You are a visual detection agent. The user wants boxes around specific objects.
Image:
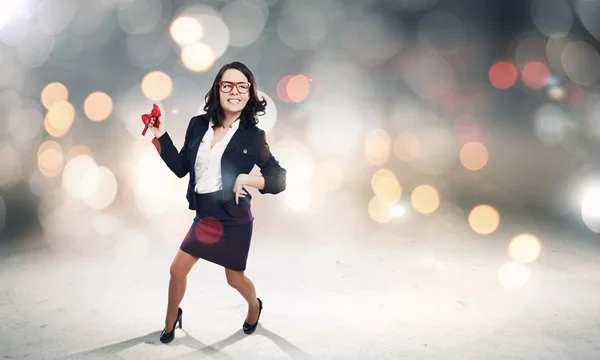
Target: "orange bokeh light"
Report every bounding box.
[460,141,489,171]
[287,74,310,103]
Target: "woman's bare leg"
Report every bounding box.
[225,269,260,324]
[165,249,198,331]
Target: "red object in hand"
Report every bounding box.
[141,104,161,136]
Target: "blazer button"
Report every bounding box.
[243,149,247,154]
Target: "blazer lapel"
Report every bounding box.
[223,127,246,155]
[190,116,248,158]
[188,117,209,168]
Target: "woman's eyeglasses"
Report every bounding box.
[218,81,251,94]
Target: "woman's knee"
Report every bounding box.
[170,263,188,278]
[226,270,244,288]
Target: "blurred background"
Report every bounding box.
[1,0,600,282]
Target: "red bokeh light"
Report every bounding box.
[521,61,550,89]
[276,75,293,103]
[489,61,518,89]
[563,82,585,108]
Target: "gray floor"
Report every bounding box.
[1,216,599,360]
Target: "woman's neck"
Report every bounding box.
[221,111,241,128]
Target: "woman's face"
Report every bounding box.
[219,68,251,116]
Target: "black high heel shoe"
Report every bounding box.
[243,298,262,334]
[160,307,183,344]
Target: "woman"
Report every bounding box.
[147,61,287,344]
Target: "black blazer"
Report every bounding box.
[151,114,287,218]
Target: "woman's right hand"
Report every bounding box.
[148,116,166,139]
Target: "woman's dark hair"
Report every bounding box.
[203,61,266,129]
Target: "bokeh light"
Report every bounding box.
[0,144,22,189]
[315,161,344,192]
[401,50,455,99]
[270,138,314,190]
[287,74,310,103]
[365,129,391,165]
[342,13,402,66]
[44,100,75,138]
[489,60,518,89]
[256,91,277,134]
[306,97,363,156]
[412,126,458,176]
[533,103,567,145]
[141,71,173,101]
[67,144,93,161]
[92,214,121,236]
[468,204,501,235]
[62,155,100,200]
[17,26,55,68]
[170,16,203,45]
[508,233,542,263]
[37,140,64,178]
[284,191,312,211]
[521,61,550,89]
[368,196,393,223]
[460,142,489,171]
[8,107,43,143]
[0,89,22,120]
[131,149,182,217]
[546,34,570,75]
[530,0,573,36]
[117,0,164,35]
[277,75,293,103]
[174,5,230,61]
[29,170,53,197]
[390,205,406,218]
[393,132,420,161]
[547,86,566,101]
[82,166,118,210]
[221,0,267,47]
[498,261,531,289]
[37,0,78,36]
[581,185,600,233]
[574,1,600,42]
[563,82,584,108]
[0,196,5,233]
[418,12,465,55]
[411,184,440,214]
[371,169,401,204]
[84,91,113,121]
[41,82,68,110]
[127,27,171,69]
[276,1,327,50]
[561,41,600,86]
[181,43,215,72]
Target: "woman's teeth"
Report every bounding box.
[228,99,240,104]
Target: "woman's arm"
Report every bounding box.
[151,117,195,178]
[253,129,286,194]
[241,174,266,190]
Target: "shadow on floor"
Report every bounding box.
[63,324,314,360]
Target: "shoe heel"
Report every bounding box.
[178,316,182,329]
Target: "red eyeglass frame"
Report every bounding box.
[218,81,251,93]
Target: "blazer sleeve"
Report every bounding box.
[256,129,287,194]
[151,117,195,178]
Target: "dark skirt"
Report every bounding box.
[180,190,254,271]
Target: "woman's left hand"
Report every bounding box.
[233,174,249,205]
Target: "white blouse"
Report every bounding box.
[194,118,240,194]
